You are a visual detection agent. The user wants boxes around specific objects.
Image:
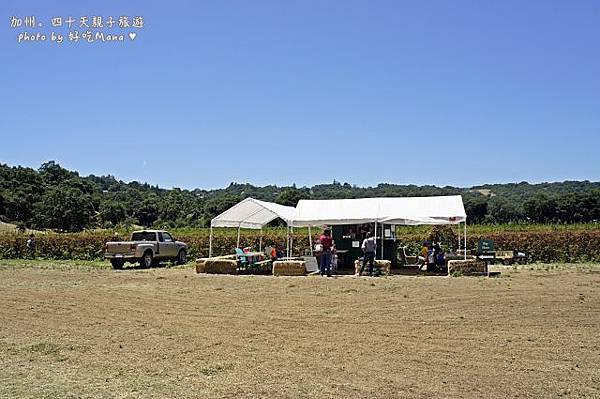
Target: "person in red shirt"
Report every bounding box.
[319,227,333,277]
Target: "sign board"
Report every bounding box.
[303,256,319,273]
[478,239,494,254]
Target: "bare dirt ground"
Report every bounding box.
[0,262,599,398]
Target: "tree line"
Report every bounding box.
[0,162,599,232]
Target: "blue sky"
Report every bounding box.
[1,0,599,189]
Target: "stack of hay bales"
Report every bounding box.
[354,259,391,275]
[447,259,487,275]
[272,260,306,276]
[196,254,237,274]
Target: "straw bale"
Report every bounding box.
[273,260,306,276]
[196,259,206,273]
[202,259,239,275]
[447,259,487,275]
[354,259,391,275]
[196,255,237,273]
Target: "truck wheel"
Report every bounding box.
[176,249,187,265]
[140,251,153,268]
[111,259,125,269]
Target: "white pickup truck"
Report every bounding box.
[104,230,188,269]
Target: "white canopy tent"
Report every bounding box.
[209,198,295,257]
[291,196,466,226]
[290,195,468,260]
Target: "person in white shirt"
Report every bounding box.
[359,232,376,276]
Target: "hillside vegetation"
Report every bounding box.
[1,162,599,232]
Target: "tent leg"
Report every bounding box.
[209,225,213,258]
[464,221,467,260]
[380,223,384,260]
[290,226,294,257]
[308,226,313,256]
[259,228,263,253]
[237,225,241,249]
[374,220,378,260]
[286,226,290,258]
[458,223,461,252]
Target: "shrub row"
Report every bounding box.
[1,229,599,263]
[0,231,311,261]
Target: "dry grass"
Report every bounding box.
[0,261,599,398]
[0,221,42,234]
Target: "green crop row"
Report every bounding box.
[1,227,599,263]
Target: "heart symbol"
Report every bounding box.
[129,32,137,40]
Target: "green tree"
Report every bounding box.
[4,191,34,223]
[134,199,159,227]
[275,188,311,206]
[487,197,523,223]
[39,161,76,184]
[463,195,488,224]
[99,202,127,226]
[203,195,241,224]
[524,194,557,223]
[33,187,94,232]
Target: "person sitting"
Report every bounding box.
[434,242,446,271]
[276,243,285,259]
[419,241,430,269]
[429,242,445,272]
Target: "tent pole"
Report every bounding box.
[374,220,378,260]
[308,225,313,256]
[380,223,384,260]
[290,226,294,257]
[286,226,290,258]
[464,221,467,260]
[458,223,461,252]
[237,224,241,249]
[209,225,213,258]
[259,228,263,252]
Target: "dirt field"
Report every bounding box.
[1,262,599,398]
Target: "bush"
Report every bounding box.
[1,227,599,263]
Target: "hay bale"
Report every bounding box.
[447,259,487,275]
[202,259,238,275]
[195,255,237,273]
[196,258,206,273]
[376,260,391,275]
[273,260,306,276]
[354,259,391,275]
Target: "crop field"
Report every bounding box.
[1,261,599,398]
[1,223,600,263]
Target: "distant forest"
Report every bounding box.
[1,162,599,232]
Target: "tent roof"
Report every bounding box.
[291,195,466,227]
[211,198,295,229]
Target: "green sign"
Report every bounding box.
[478,239,494,254]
